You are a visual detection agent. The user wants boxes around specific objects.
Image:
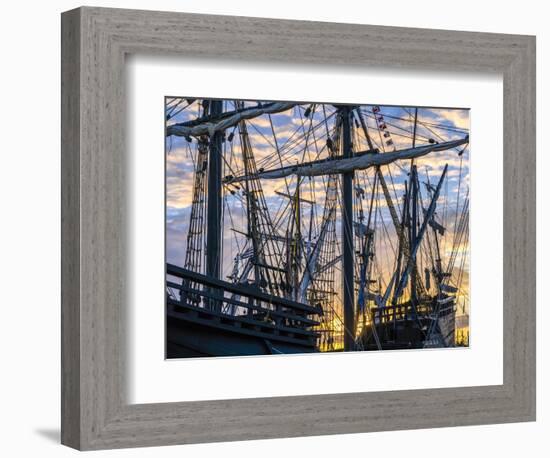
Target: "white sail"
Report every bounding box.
[167,102,297,138]
[229,136,468,182]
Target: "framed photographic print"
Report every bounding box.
[61,6,536,450]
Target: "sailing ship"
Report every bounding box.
[165,98,470,358]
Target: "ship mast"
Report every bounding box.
[393,164,448,300]
[410,165,419,309]
[205,100,224,311]
[206,100,223,282]
[340,106,355,351]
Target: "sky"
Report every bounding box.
[165,99,470,327]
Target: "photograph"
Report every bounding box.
[165,98,470,358]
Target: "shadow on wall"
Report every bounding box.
[35,428,60,444]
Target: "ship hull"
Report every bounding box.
[166,265,321,358]
[428,303,456,348]
[166,305,318,358]
[359,297,456,350]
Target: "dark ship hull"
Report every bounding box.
[359,296,456,350]
[167,308,318,358]
[166,264,320,358]
[167,295,456,357]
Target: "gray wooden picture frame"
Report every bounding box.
[61,6,536,451]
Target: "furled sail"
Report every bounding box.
[166,102,297,138]
[228,136,468,182]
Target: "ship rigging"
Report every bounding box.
[165,98,470,357]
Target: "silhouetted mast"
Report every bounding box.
[340,106,355,352]
[206,100,223,282]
